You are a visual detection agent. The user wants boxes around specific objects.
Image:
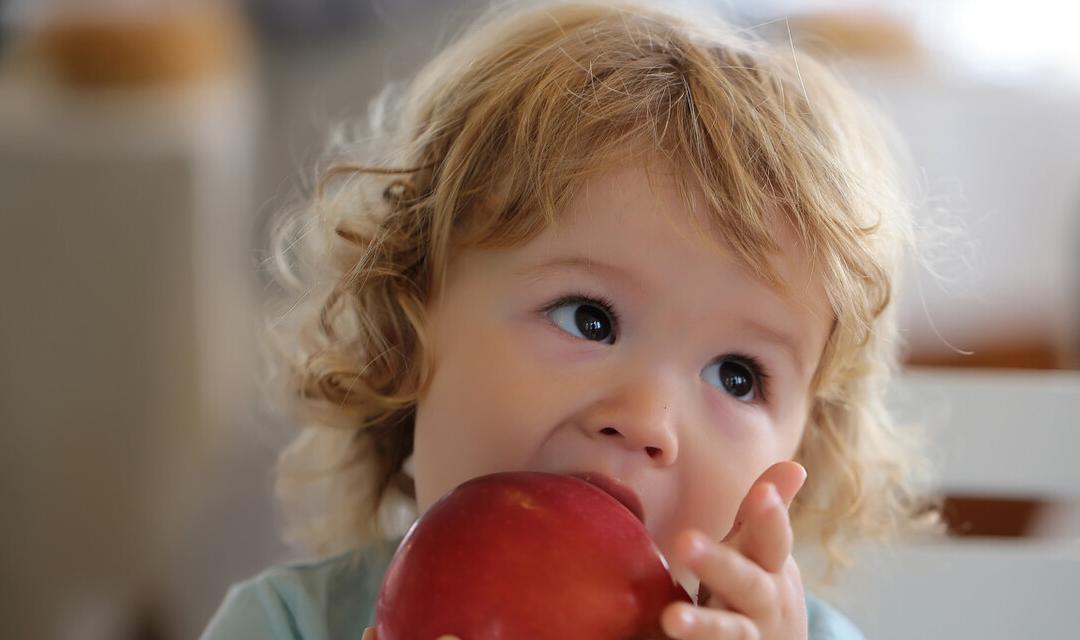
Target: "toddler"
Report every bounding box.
[204,1,943,638]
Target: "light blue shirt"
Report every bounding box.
[202,537,865,639]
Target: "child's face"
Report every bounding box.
[412,160,831,591]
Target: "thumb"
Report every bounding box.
[362,627,377,640]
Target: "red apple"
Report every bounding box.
[376,471,690,640]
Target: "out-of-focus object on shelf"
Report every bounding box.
[4,1,251,90]
[787,8,923,63]
[0,3,259,638]
[800,368,1080,638]
[735,4,926,65]
[35,4,249,89]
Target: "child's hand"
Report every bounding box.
[660,461,809,640]
[361,626,460,640]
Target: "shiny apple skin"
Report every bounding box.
[376,471,690,640]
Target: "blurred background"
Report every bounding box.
[0,0,1077,638]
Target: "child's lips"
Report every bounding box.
[568,472,646,524]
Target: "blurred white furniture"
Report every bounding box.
[853,66,1080,367]
[813,369,1080,639]
[0,68,259,639]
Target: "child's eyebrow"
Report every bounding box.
[515,255,643,289]
[736,318,807,376]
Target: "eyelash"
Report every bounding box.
[538,292,772,404]
[539,292,622,339]
[722,353,771,404]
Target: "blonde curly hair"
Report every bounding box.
[260,0,945,588]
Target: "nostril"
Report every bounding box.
[600,427,619,436]
[645,446,662,458]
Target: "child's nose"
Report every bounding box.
[583,375,680,466]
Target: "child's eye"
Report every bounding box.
[701,355,770,403]
[543,294,619,345]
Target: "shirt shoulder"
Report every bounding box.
[806,593,866,640]
[200,540,399,640]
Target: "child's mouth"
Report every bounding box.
[568,472,646,524]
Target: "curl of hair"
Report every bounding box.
[259,0,946,585]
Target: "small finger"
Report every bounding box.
[721,462,804,545]
[662,601,760,640]
[677,529,776,620]
[770,461,808,509]
[361,628,376,640]
[735,482,794,573]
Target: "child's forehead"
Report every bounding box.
[517,161,826,313]
[556,160,803,260]
[457,147,831,323]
